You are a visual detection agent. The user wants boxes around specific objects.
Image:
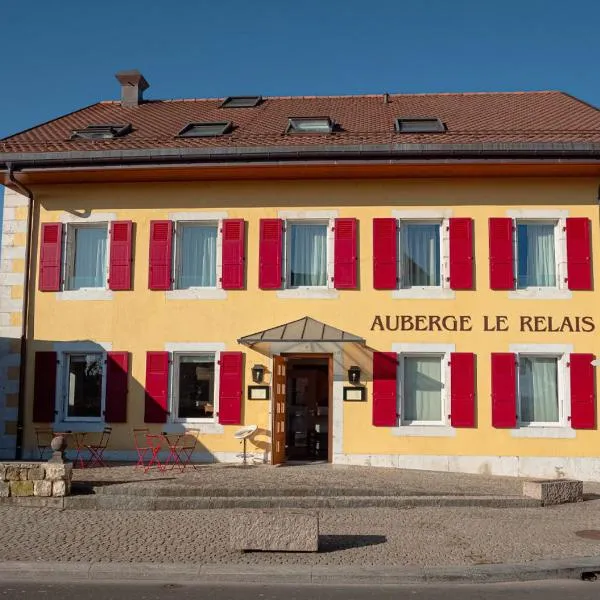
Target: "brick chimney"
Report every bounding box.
[115,70,149,107]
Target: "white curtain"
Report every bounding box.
[178,225,217,288]
[403,356,442,422]
[517,224,556,287]
[71,227,107,289]
[290,224,327,286]
[401,223,440,286]
[519,356,559,423]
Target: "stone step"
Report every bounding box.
[62,494,540,510]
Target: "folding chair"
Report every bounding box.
[85,427,112,468]
[144,434,165,473]
[34,428,54,460]
[176,431,198,472]
[132,428,152,470]
[64,431,88,468]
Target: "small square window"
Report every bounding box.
[71,124,132,140]
[395,118,445,133]
[518,355,560,424]
[66,224,108,290]
[286,117,333,134]
[65,353,104,419]
[175,223,218,289]
[177,122,233,137]
[174,354,216,420]
[516,221,557,288]
[288,222,329,287]
[399,222,441,288]
[402,355,443,423]
[220,96,262,108]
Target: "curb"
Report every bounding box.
[0,558,599,585]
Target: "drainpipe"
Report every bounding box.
[6,164,34,460]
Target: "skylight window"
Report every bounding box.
[286,117,333,134]
[177,122,233,137]
[71,124,132,140]
[220,96,263,108]
[395,118,446,133]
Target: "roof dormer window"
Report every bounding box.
[220,96,263,108]
[286,117,333,134]
[177,122,233,138]
[395,118,446,133]
[70,123,132,140]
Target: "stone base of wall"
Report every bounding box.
[0,462,72,498]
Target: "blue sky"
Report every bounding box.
[1,0,600,215]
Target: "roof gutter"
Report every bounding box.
[2,141,600,170]
[6,164,35,460]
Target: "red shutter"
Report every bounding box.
[109,221,133,291]
[105,352,129,423]
[570,353,595,429]
[144,351,169,423]
[372,352,398,426]
[334,218,358,289]
[221,219,245,290]
[218,351,243,425]
[259,219,283,289]
[566,218,592,290]
[489,218,514,290]
[33,352,57,422]
[491,353,517,428]
[449,218,474,290]
[148,220,173,290]
[38,223,63,291]
[373,218,397,290]
[450,352,475,427]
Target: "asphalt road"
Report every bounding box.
[0,581,599,599]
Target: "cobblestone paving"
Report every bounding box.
[3,500,600,567]
[72,463,528,496]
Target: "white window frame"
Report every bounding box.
[391,210,454,300]
[171,351,218,424]
[277,209,338,299]
[166,212,227,300]
[506,209,570,300]
[63,222,110,292]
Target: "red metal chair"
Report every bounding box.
[85,427,112,468]
[161,433,185,471]
[132,428,151,470]
[62,431,88,468]
[34,428,54,460]
[178,431,198,471]
[144,433,165,473]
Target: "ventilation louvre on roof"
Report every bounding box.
[395,118,445,133]
[178,122,233,137]
[71,123,132,140]
[287,117,333,134]
[220,96,263,108]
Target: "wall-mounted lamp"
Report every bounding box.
[348,365,361,385]
[251,364,265,384]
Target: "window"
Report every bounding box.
[172,353,216,421]
[65,224,108,290]
[64,353,104,420]
[220,96,262,108]
[399,221,442,288]
[518,355,561,425]
[287,221,329,288]
[395,118,445,133]
[516,221,557,288]
[177,122,233,137]
[286,117,333,134]
[401,354,445,424]
[175,222,218,289]
[71,124,132,140]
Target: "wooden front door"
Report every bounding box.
[272,355,287,465]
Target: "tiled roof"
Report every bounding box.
[2,91,600,154]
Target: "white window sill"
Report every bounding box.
[277,288,339,300]
[508,288,572,300]
[57,289,113,301]
[166,288,227,300]
[53,422,105,433]
[163,422,224,435]
[392,425,456,437]
[511,426,575,439]
[392,288,455,300]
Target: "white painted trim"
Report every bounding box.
[162,422,224,435]
[166,289,227,300]
[53,422,105,433]
[511,427,576,439]
[57,289,114,301]
[278,210,338,219]
[509,343,573,354]
[508,289,572,300]
[59,212,117,223]
[392,209,453,219]
[168,211,228,221]
[392,288,455,299]
[277,288,339,299]
[392,343,456,354]
[165,342,226,352]
[392,426,456,437]
[506,209,568,219]
[53,341,113,352]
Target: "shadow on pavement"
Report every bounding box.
[318,534,387,552]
